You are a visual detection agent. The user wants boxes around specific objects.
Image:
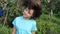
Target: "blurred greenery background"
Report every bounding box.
[0,0,60,34]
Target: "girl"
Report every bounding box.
[12,0,42,34]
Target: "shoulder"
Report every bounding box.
[14,16,23,20]
[31,19,36,25]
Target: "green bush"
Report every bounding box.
[0,24,12,34]
[36,14,60,34]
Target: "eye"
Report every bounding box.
[25,8,30,13]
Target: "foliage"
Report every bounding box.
[0,24,12,34]
[0,0,60,34]
[36,14,60,34]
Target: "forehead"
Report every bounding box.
[25,6,33,9]
[26,7,34,11]
[25,7,34,10]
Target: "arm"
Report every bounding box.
[12,26,16,34]
[31,21,37,34]
[32,31,36,34]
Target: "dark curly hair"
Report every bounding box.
[22,0,42,19]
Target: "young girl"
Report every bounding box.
[12,0,42,34]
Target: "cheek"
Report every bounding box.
[23,10,29,16]
[23,9,34,17]
[23,10,26,14]
[23,10,26,16]
[29,10,34,17]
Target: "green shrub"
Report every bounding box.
[0,24,12,34]
[36,14,60,34]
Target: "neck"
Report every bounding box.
[24,17,30,20]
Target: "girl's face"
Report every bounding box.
[23,8,34,18]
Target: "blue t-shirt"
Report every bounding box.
[12,16,37,34]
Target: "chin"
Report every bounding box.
[23,15,28,18]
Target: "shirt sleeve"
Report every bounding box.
[12,18,17,27]
[31,21,37,31]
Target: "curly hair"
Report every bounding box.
[22,0,42,19]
